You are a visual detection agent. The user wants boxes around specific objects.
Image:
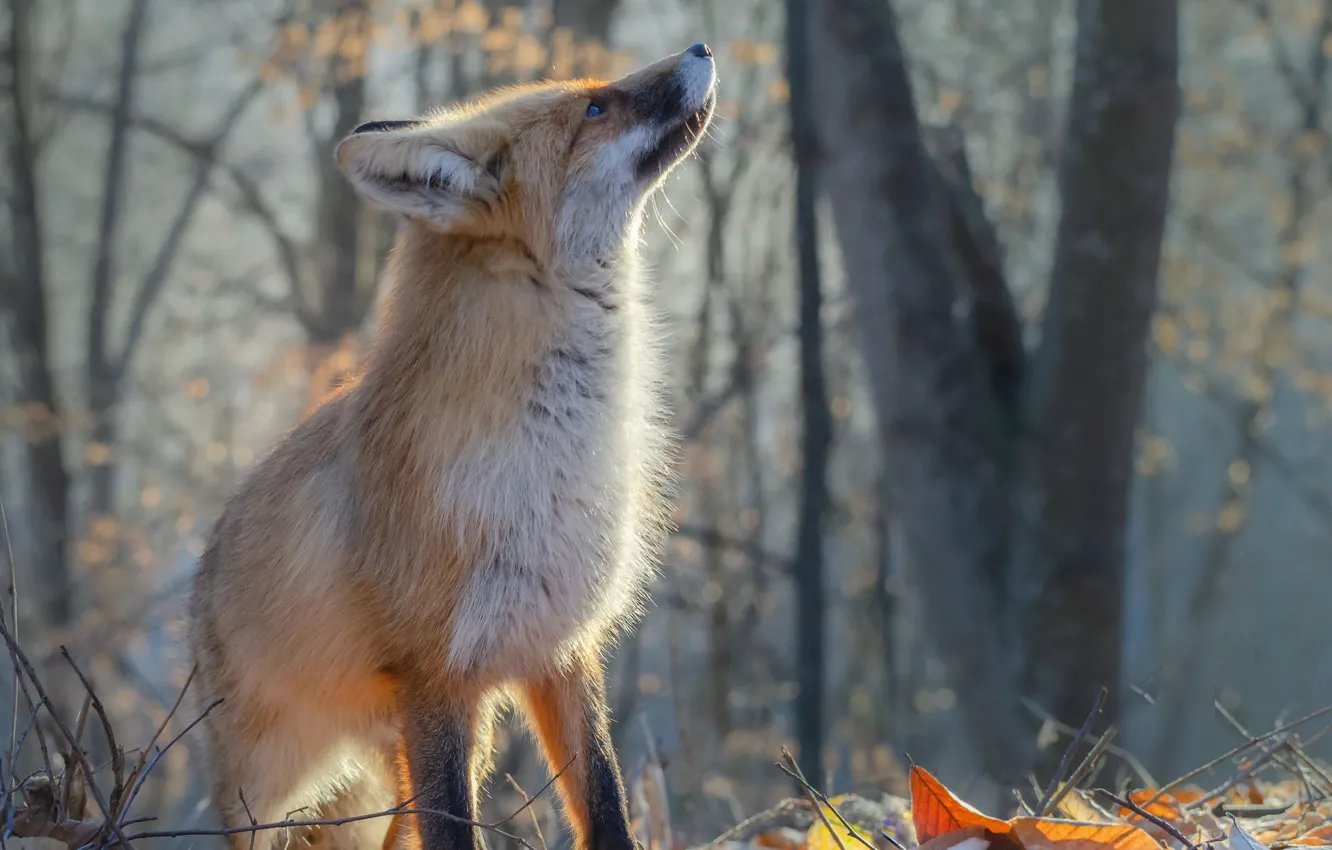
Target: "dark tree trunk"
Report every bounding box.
[810,0,1030,784]
[85,0,149,518]
[810,0,1179,785]
[785,0,832,778]
[551,0,620,44]
[310,0,370,349]
[1012,0,1179,769]
[3,0,73,628]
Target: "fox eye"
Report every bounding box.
[585,102,604,119]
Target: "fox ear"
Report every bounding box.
[335,119,508,227]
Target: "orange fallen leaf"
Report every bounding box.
[1172,788,1206,805]
[1011,818,1165,850]
[1125,791,1184,821]
[1054,789,1106,823]
[1294,825,1332,846]
[754,829,803,850]
[910,766,1013,843]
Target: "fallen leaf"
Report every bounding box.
[1126,791,1185,821]
[754,827,805,850]
[1225,816,1271,850]
[1055,790,1109,823]
[807,813,875,850]
[1011,818,1164,850]
[910,766,1011,843]
[1172,788,1206,805]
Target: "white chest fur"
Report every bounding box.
[440,297,653,677]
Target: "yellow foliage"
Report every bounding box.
[807,800,877,850]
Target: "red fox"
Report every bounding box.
[187,44,716,850]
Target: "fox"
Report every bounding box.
[186,44,717,850]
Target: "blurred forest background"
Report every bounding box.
[3,0,1332,845]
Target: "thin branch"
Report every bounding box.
[778,750,847,850]
[52,89,320,335]
[87,0,150,386]
[1181,735,1287,812]
[121,761,577,850]
[1053,725,1119,815]
[0,614,129,848]
[114,669,202,822]
[1020,697,1157,787]
[504,774,549,850]
[1096,790,1200,850]
[114,75,266,379]
[1213,700,1332,796]
[59,648,125,812]
[1145,701,1332,806]
[1035,687,1106,816]
[778,749,877,850]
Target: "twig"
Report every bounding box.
[115,697,224,823]
[0,614,129,848]
[59,690,92,818]
[1013,788,1034,816]
[124,803,534,848]
[1142,701,1332,808]
[1022,697,1156,787]
[1213,700,1332,797]
[1096,789,1200,850]
[779,751,847,850]
[121,777,569,850]
[505,774,549,850]
[778,749,877,850]
[1035,687,1106,816]
[1048,725,1119,817]
[1182,735,1287,812]
[116,664,194,820]
[60,648,126,811]
[879,828,906,850]
[502,756,572,827]
[239,788,258,850]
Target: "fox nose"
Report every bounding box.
[687,42,713,59]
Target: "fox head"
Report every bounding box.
[336,44,717,273]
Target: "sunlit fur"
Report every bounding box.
[188,48,715,850]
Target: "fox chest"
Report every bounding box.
[439,341,632,675]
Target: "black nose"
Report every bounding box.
[687,42,712,58]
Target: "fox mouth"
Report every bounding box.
[635,90,716,180]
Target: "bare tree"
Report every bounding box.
[784,0,833,780]
[1,0,72,631]
[811,0,1180,784]
[551,0,620,45]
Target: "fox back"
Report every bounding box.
[187,44,717,850]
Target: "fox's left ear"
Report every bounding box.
[335,119,510,227]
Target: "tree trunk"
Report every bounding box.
[310,0,369,349]
[810,0,1179,785]
[3,0,74,630]
[810,0,1030,784]
[785,0,832,779]
[551,0,620,44]
[1011,0,1179,765]
[84,0,149,519]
